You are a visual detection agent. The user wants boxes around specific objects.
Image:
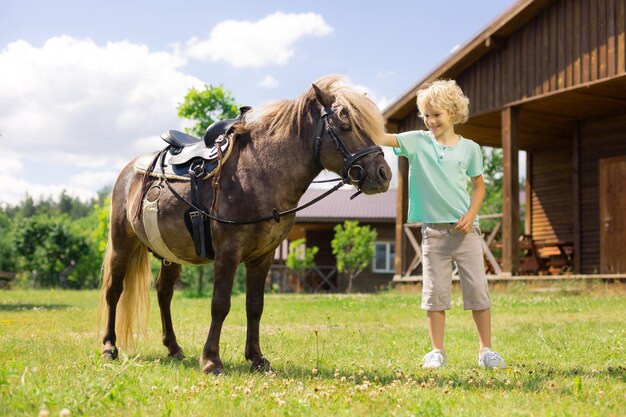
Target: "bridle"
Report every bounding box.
[313,106,384,190]
[157,106,384,225]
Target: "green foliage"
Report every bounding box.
[179,263,246,298]
[0,211,17,273]
[479,147,526,232]
[91,195,111,258]
[331,221,377,292]
[177,84,239,138]
[286,238,319,273]
[11,213,91,288]
[479,147,503,217]
[0,188,111,288]
[180,264,215,298]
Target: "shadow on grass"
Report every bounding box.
[0,303,69,311]
[133,353,626,394]
[140,353,202,370]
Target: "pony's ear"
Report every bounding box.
[312,83,333,109]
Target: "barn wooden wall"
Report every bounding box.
[457,0,626,115]
[579,112,626,273]
[530,143,573,246]
[529,111,626,272]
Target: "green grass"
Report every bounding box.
[0,282,625,417]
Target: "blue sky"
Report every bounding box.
[0,0,515,205]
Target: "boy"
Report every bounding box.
[375,79,505,369]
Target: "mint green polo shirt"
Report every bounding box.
[394,130,483,225]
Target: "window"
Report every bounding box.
[373,242,395,273]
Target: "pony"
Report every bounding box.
[97,75,392,374]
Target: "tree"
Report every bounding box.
[479,147,503,231]
[331,221,377,293]
[177,84,239,138]
[479,147,526,231]
[286,238,319,291]
[176,84,240,296]
[12,214,91,287]
[0,211,17,273]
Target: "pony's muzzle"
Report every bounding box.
[361,156,391,194]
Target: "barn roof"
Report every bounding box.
[295,188,396,223]
[384,0,554,122]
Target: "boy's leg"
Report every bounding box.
[427,310,446,350]
[472,308,491,351]
[453,227,493,350]
[421,224,453,352]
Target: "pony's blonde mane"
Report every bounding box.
[242,75,385,142]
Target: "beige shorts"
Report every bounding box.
[421,223,491,311]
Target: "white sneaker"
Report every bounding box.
[478,348,506,369]
[422,349,446,369]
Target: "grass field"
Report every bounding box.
[1,281,625,417]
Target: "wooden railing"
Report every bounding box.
[0,271,16,289]
[267,264,338,292]
[400,213,577,277]
[401,214,504,278]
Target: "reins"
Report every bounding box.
[156,106,382,225]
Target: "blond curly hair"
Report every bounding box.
[416,79,469,124]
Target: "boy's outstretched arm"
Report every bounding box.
[373,133,399,148]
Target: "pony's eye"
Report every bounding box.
[338,108,351,131]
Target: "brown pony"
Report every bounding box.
[97,75,391,374]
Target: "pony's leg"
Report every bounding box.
[156,262,184,359]
[200,256,239,375]
[101,255,128,360]
[244,253,274,372]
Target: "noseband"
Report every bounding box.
[313,107,384,189]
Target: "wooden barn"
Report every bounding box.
[384,0,626,278]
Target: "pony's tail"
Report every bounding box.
[97,234,152,351]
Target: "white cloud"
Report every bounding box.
[376,97,392,112]
[0,36,204,203]
[349,83,391,112]
[0,150,24,175]
[0,174,98,206]
[69,170,119,189]
[185,12,333,68]
[0,36,201,160]
[258,75,279,89]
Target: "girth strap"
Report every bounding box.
[188,160,209,259]
[143,198,191,265]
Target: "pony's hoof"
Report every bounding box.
[250,358,272,373]
[101,346,118,360]
[168,350,185,361]
[200,358,223,375]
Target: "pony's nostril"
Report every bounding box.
[379,166,388,181]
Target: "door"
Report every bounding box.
[599,155,626,273]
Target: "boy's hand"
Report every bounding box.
[456,214,475,234]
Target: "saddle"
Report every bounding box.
[136,106,251,262]
[134,106,251,180]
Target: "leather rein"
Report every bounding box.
[160,107,383,225]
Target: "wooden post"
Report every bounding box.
[572,123,581,273]
[395,157,408,276]
[501,106,520,275]
[525,152,532,235]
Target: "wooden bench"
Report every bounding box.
[518,236,574,275]
[0,272,16,289]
